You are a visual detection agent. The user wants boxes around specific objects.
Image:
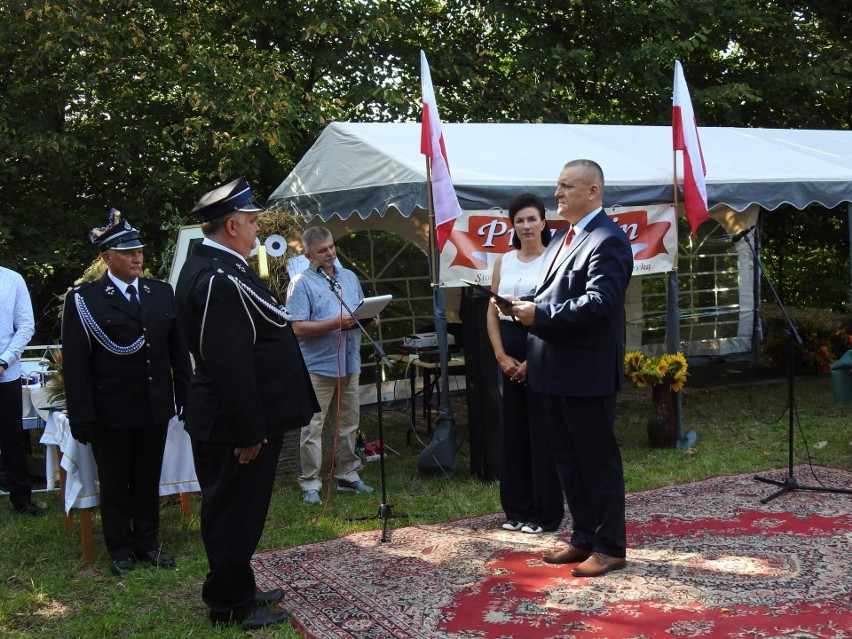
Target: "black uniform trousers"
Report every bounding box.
[497,321,564,531]
[89,423,167,560]
[192,433,284,621]
[541,392,626,558]
[0,379,33,510]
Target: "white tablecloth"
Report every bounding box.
[39,412,199,514]
[21,383,53,429]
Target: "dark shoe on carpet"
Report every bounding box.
[135,549,176,568]
[15,501,46,516]
[211,608,290,630]
[256,588,284,606]
[109,557,135,576]
[571,552,626,577]
[501,520,524,531]
[543,545,592,565]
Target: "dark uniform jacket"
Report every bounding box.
[62,273,191,429]
[175,243,318,446]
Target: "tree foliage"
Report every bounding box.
[1,0,849,339]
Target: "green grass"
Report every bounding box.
[1,374,850,638]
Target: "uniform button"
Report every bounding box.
[149,377,153,381]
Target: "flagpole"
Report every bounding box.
[418,149,456,477]
[425,159,438,287]
[671,105,696,450]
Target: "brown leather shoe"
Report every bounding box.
[571,552,626,577]
[542,545,592,565]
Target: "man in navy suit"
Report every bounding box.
[511,159,633,578]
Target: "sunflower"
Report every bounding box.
[624,351,689,391]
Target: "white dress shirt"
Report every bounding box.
[0,266,35,383]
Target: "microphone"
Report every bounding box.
[313,262,339,288]
[731,225,755,243]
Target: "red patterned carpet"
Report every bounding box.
[253,467,852,639]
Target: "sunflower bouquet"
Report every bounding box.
[624,351,689,392]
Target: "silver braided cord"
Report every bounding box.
[227,275,291,327]
[74,292,145,355]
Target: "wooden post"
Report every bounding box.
[79,510,94,565]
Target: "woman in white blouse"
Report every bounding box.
[486,193,564,534]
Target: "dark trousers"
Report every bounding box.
[497,322,564,530]
[192,434,283,621]
[0,379,33,510]
[90,423,167,560]
[541,392,626,558]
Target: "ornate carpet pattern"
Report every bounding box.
[253,467,852,639]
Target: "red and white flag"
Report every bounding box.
[421,50,462,252]
[672,60,709,235]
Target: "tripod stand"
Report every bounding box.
[316,271,407,541]
[362,351,410,541]
[737,228,852,504]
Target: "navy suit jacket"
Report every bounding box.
[525,210,633,397]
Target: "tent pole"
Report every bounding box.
[848,203,852,312]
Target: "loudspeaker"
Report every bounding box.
[460,289,500,481]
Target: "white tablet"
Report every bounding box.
[352,294,392,320]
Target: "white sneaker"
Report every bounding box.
[302,489,322,505]
[501,520,524,531]
[521,523,544,534]
[336,479,374,494]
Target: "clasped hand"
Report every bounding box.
[498,356,528,384]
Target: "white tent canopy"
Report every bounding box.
[268,122,852,363]
[268,122,852,226]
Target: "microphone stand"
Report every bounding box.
[736,230,852,503]
[316,268,407,541]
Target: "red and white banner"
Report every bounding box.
[420,51,462,252]
[673,60,709,235]
[441,204,677,287]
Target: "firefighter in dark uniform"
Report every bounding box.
[62,210,192,576]
[175,177,318,630]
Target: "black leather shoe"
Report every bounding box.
[256,588,284,606]
[241,608,289,630]
[109,557,135,576]
[16,502,46,516]
[135,549,176,568]
[212,608,289,629]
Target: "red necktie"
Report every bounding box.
[544,227,575,281]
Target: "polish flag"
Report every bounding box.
[421,51,463,252]
[673,60,709,235]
